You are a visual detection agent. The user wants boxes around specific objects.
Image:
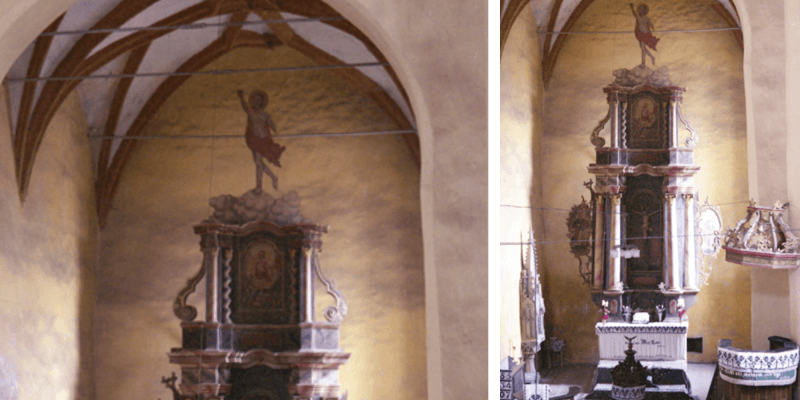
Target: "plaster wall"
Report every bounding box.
[728,0,794,353]
[94,47,425,400]
[321,1,488,398]
[0,87,97,399]
[785,0,800,381]
[499,5,544,362]
[540,0,750,363]
[0,0,488,398]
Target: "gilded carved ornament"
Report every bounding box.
[566,181,596,286]
[723,200,800,269]
[696,197,723,286]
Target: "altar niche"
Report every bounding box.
[623,174,664,290]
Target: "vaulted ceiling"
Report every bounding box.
[500,0,742,85]
[4,0,418,224]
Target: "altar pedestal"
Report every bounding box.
[591,322,690,398]
[596,322,688,364]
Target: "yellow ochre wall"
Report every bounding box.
[501,0,752,364]
[0,88,98,399]
[94,47,426,400]
[499,5,545,363]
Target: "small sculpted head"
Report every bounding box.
[249,90,268,110]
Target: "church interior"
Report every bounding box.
[501,0,800,398]
[0,0,487,399]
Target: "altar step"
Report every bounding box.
[532,363,716,400]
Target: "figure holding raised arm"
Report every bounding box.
[238,89,285,192]
[630,3,659,67]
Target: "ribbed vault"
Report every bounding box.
[500,0,743,86]
[5,0,418,225]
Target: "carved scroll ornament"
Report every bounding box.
[591,103,611,148]
[173,253,208,322]
[313,251,347,323]
[677,102,698,148]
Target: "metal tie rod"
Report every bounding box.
[538,27,741,35]
[88,129,417,140]
[38,16,345,37]
[5,62,388,83]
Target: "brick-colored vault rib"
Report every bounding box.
[96,44,150,181]
[260,0,416,132]
[709,1,743,50]
[15,0,162,201]
[95,30,281,225]
[542,0,564,67]
[540,0,741,87]
[258,9,419,165]
[19,0,419,217]
[500,0,531,56]
[97,10,249,180]
[16,0,227,201]
[14,14,64,181]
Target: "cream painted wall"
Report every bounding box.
[785,0,800,385]
[538,0,750,363]
[321,1,488,398]
[728,0,794,352]
[0,88,97,399]
[95,47,425,400]
[499,5,543,363]
[0,0,488,399]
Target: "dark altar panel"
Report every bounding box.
[623,175,665,289]
[225,367,292,400]
[626,92,666,150]
[231,232,300,325]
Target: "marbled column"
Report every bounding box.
[301,247,315,323]
[609,194,623,291]
[683,194,698,290]
[203,233,220,324]
[665,194,681,291]
[669,99,678,148]
[609,96,620,149]
[620,101,628,148]
[593,194,606,289]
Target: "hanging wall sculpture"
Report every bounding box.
[566,181,596,286]
[723,200,800,269]
[696,198,724,286]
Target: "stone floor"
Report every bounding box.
[537,363,717,400]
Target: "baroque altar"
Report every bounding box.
[568,65,723,397]
[167,189,349,400]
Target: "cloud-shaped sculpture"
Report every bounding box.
[208,189,309,225]
[612,65,671,87]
